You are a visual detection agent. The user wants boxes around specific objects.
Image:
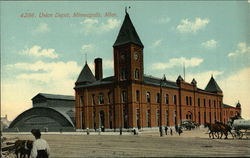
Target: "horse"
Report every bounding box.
[205,122,224,139]
[220,123,234,139]
[14,140,33,158]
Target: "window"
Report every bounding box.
[98,94,104,104]
[165,94,169,104]
[173,95,177,105]
[214,100,216,108]
[156,93,160,103]
[203,99,206,107]
[134,69,139,79]
[80,96,84,107]
[146,92,151,103]
[198,98,200,107]
[120,68,126,80]
[189,97,192,106]
[121,90,127,103]
[186,96,189,105]
[92,94,95,105]
[209,100,211,107]
[136,90,140,102]
[219,101,222,108]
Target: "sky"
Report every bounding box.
[1,1,250,121]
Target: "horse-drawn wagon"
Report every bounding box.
[231,119,250,139]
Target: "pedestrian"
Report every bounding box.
[31,129,50,158]
[170,128,173,136]
[178,127,183,136]
[164,126,168,135]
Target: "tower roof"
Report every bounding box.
[205,76,222,93]
[76,63,96,84]
[113,12,143,47]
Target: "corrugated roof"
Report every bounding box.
[143,75,178,89]
[205,76,222,93]
[113,12,143,47]
[34,93,75,101]
[74,76,114,89]
[76,63,96,84]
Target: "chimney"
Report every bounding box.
[94,58,103,80]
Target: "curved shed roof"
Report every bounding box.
[9,106,75,128]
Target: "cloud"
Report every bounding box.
[80,18,121,35]
[218,67,250,119]
[5,61,81,83]
[158,17,171,24]
[176,18,209,33]
[2,60,83,120]
[103,60,113,69]
[152,57,203,70]
[82,44,94,53]
[20,45,58,59]
[33,23,50,33]
[151,40,162,48]
[202,39,217,48]
[228,42,250,57]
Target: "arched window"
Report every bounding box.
[189,97,192,106]
[198,98,200,107]
[173,95,177,105]
[156,93,160,103]
[108,92,111,104]
[120,68,126,80]
[92,94,95,105]
[80,96,84,107]
[165,94,169,104]
[186,96,189,105]
[134,69,139,79]
[136,90,140,102]
[146,92,151,103]
[121,90,127,103]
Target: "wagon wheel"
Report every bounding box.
[235,131,243,139]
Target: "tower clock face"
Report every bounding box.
[134,52,139,60]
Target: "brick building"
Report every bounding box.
[74,11,241,130]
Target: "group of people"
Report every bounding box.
[162,126,183,136]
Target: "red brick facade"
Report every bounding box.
[74,12,241,130]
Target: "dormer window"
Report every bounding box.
[146,92,151,103]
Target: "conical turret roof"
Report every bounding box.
[113,12,143,47]
[76,63,96,84]
[205,76,222,93]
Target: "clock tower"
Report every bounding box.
[113,11,144,83]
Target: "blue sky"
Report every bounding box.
[1,1,250,120]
